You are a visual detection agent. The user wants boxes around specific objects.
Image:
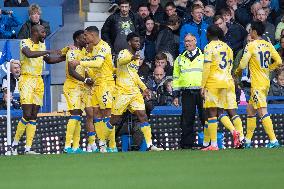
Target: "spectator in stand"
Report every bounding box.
[156,15,181,60]
[214,15,247,56]
[159,78,174,106]
[148,0,165,25]
[137,3,150,19]
[275,16,284,42]
[18,4,51,39]
[269,67,284,104]
[154,52,173,77]
[256,8,275,44]
[204,5,215,25]
[138,58,152,83]
[0,9,21,39]
[179,5,208,52]
[174,0,191,24]
[277,36,284,61]
[225,0,251,27]
[220,7,235,25]
[250,1,262,22]
[141,16,158,63]
[0,89,21,110]
[1,59,20,94]
[4,0,29,7]
[101,0,144,55]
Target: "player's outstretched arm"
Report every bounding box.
[44,54,66,64]
[22,46,50,58]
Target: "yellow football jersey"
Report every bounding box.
[65,48,86,86]
[116,49,147,94]
[20,38,46,76]
[202,40,234,89]
[81,40,114,85]
[237,39,282,89]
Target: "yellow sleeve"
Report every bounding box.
[61,46,69,56]
[235,44,251,76]
[173,56,181,90]
[66,50,76,62]
[269,44,282,71]
[136,74,147,91]
[117,50,132,66]
[80,45,110,68]
[201,62,211,88]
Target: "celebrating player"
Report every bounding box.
[235,21,282,148]
[11,25,66,155]
[201,25,239,151]
[63,30,93,154]
[110,32,163,151]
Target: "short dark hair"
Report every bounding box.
[138,3,149,10]
[219,7,231,16]
[85,26,99,34]
[118,0,130,6]
[191,4,203,12]
[207,24,224,40]
[250,21,265,36]
[167,15,181,26]
[165,2,176,9]
[73,30,84,41]
[155,52,167,61]
[213,15,224,23]
[126,32,139,42]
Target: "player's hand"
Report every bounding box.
[143,88,151,100]
[84,77,93,86]
[69,60,80,67]
[200,88,205,98]
[173,97,179,107]
[67,44,77,50]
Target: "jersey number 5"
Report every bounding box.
[258,51,270,68]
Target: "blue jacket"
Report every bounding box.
[0,14,21,39]
[179,20,208,53]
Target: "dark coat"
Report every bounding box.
[17,19,51,39]
[268,81,284,104]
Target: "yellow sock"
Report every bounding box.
[73,120,81,149]
[103,117,113,141]
[88,132,96,146]
[203,121,210,145]
[246,116,257,141]
[219,114,235,133]
[108,126,116,149]
[14,117,29,142]
[94,118,105,141]
[65,116,79,147]
[232,115,244,139]
[208,117,218,146]
[261,114,277,141]
[26,120,37,148]
[140,122,152,147]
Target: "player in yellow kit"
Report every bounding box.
[201,25,239,151]
[11,25,66,155]
[71,26,116,152]
[109,32,163,151]
[63,30,93,154]
[235,21,282,148]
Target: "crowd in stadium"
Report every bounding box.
[0,0,284,154]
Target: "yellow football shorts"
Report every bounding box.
[249,88,268,109]
[19,75,44,106]
[91,82,115,109]
[224,80,238,110]
[112,92,145,115]
[83,85,94,109]
[204,88,227,109]
[63,82,85,111]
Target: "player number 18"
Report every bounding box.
[258,51,270,68]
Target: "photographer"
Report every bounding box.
[0,9,21,39]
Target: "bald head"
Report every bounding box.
[153,67,165,84]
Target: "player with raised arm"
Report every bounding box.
[71,26,116,152]
[63,30,93,154]
[235,21,282,148]
[110,32,163,151]
[201,25,240,151]
[11,25,66,155]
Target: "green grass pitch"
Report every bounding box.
[0,148,283,189]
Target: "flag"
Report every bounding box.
[0,41,12,65]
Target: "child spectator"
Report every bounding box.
[269,67,284,104]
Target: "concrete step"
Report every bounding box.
[87,12,110,22]
[89,2,109,12]
[84,21,104,30]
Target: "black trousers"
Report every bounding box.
[180,89,205,149]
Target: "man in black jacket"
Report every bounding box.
[1,59,20,93]
[101,0,144,55]
[17,4,51,39]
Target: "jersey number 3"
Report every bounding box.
[219,52,232,69]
